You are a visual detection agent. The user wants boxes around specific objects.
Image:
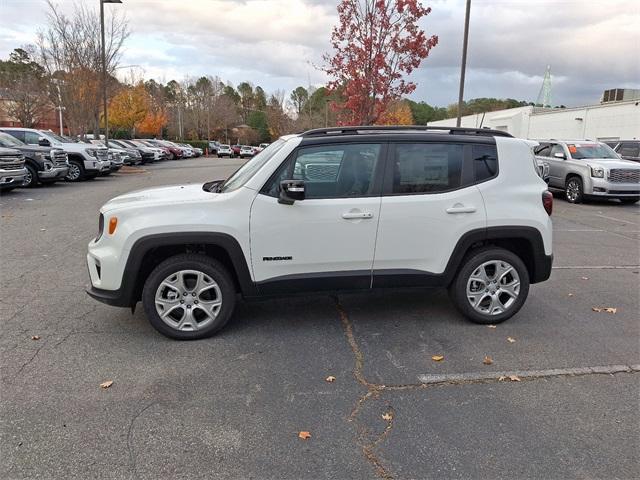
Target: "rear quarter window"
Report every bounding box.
[472,144,498,182]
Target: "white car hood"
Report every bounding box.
[102,183,215,212]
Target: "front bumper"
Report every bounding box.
[0,167,28,189]
[40,165,69,180]
[586,177,639,197]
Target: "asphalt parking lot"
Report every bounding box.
[1,157,638,479]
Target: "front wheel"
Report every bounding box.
[65,161,84,182]
[449,248,530,325]
[142,254,237,340]
[565,176,584,204]
[23,164,38,188]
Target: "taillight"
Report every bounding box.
[542,190,553,215]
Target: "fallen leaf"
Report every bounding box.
[99,380,113,389]
[298,431,311,440]
[581,276,589,280]
[507,337,516,343]
[381,412,393,421]
[568,293,574,297]
[508,375,521,382]
[325,375,336,383]
[487,325,497,329]
[431,355,444,362]
[498,376,507,381]
[31,335,40,341]
[592,307,617,314]
[483,355,493,365]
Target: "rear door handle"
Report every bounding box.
[342,212,373,219]
[446,205,477,214]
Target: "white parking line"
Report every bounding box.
[594,213,639,225]
[552,265,640,269]
[417,364,638,385]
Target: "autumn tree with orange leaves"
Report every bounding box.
[324,0,438,126]
[109,82,167,137]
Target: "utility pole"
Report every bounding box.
[100,0,122,146]
[456,0,471,127]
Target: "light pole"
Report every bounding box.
[456,0,471,127]
[100,0,122,146]
[52,79,65,135]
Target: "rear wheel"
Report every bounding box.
[449,247,530,325]
[619,197,639,204]
[142,254,236,340]
[565,176,584,204]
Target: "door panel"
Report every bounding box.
[547,144,566,187]
[250,194,381,289]
[372,142,487,285]
[250,142,385,293]
[373,186,486,279]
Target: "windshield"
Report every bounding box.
[568,143,619,160]
[43,131,69,143]
[221,139,286,193]
[0,131,25,147]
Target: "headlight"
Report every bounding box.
[590,166,605,178]
[86,148,98,158]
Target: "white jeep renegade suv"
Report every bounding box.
[87,126,553,340]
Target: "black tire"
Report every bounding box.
[23,164,38,188]
[565,176,584,204]
[619,197,639,204]
[448,247,530,325]
[142,253,237,340]
[65,160,85,182]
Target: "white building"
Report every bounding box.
[429,99,640,141]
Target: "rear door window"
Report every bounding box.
[389,143,463,194]
[619,143,640,157]
[4,130,25,142]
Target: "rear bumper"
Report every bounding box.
[532,254,553,284]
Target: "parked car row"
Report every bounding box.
[208,141,269,159]
[533,139,640,204]
[0,127,205,192]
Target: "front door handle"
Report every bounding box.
[446,205,477,214]
[342,212,373,220]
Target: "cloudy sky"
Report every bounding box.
[1,0,638,107]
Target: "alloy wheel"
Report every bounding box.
[466,260,520,315]
[66,163,81,181]
[23,170,33,187]
[566,180,581,202]
[154,269,222,332]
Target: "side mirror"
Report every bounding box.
[38,137,50,147]
[553,152,566,159]
[278,179,305,205]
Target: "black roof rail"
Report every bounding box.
[300,125,514,138]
